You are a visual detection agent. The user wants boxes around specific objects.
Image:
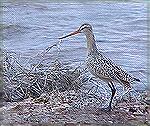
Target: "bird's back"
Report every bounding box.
[87,51,140,88]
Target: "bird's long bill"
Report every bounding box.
[59,30,80,39]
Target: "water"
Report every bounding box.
[2,2,148,89]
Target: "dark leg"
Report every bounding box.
[101,82,116,111]
[108,82,116,110]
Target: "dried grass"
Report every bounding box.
[2,41,107,104]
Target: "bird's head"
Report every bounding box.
[59,23,92,39]
[78,23,93,33]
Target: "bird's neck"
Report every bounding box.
[85,31,98,53]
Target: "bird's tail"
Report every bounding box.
[134,78,140,82]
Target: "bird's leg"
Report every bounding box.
[101,82,116,112]
[108,82,116,109]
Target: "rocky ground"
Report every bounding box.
[0,91,150,126]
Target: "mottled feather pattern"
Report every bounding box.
[87,51,139,88]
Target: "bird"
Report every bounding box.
[59,23,140,111]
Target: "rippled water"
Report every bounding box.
[2,2,148,89]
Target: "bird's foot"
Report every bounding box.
[99,106,112,112]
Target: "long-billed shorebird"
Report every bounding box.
[59,23,140,111]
